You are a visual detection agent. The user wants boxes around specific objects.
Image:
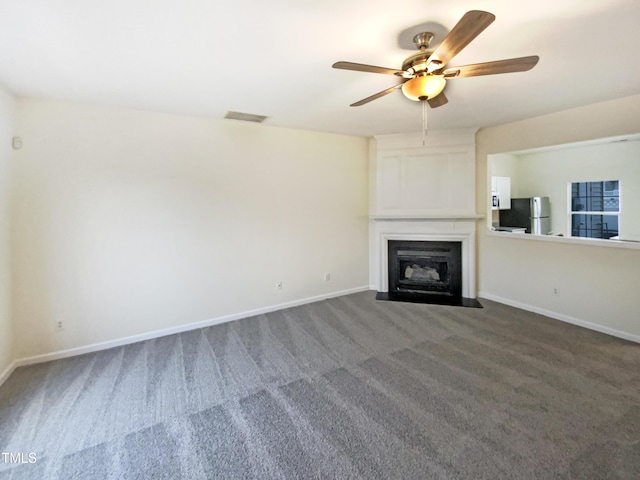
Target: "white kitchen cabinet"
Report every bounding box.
[491,176,511,210]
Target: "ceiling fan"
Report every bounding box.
[333,10,539,108]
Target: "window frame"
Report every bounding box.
[568,180,621,240]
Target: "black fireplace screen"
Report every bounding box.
[388,241,462,296]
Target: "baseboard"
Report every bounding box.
[0,359,17,387]
[11,286,371,371]
[479,292,640,344]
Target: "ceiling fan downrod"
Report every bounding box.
[413,32,434,51]
[422,99,428,146]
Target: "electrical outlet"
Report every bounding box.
[276,281,283,290]
[324,272,331,282]
[55,320,64,331]
[553,287,559,296]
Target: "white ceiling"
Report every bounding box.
[1,0,639,137]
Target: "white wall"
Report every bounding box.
[12,98,370,359]
[0,87,14,379]
[477,94,640,340]
[489,154,520,190]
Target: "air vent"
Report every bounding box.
[224,111,268,123]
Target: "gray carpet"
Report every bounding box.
[0,291,639,479]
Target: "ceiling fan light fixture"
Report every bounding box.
[401,75,446,101]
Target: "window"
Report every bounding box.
[570,180,620,239]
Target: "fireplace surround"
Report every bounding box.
[369,217,479,302]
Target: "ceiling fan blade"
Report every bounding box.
[443,55,539,78]
[333,61,404,76]
[350,84,404,107]
[427,93,448,108]
[429,10,496,68]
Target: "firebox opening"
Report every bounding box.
[398,257,449,294]
[388,240,462,297]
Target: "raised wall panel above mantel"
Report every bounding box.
[372,129,478,216]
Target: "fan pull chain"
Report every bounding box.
[422,99,428,146]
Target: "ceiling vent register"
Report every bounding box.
[224,111,268,123]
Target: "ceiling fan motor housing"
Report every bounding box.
[402,31,438,75]
[402,52,434,74]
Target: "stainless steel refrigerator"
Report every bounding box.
[499,197,551,234]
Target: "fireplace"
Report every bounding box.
[370,220,481,308]
[388,240,462,297]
